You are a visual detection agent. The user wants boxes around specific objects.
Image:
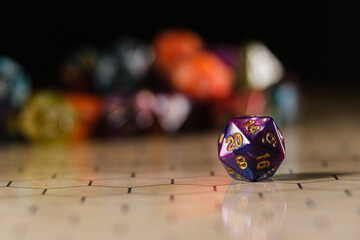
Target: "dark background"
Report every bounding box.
[1,1,359,88]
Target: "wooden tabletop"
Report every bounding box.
[1,111,360,240]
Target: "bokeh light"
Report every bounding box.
[0,29,300,143]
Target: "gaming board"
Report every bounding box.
[1,103,360,240]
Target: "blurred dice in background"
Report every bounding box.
[268,71,300,126]
[19,92,101,143]
[134,90,156,130]
[99,90,192,137]
[0,56,31,140]
[0,57,31,109]
[169,51,234,101]
[0,29,301,144]
[153,92,191,132]
[65,93,101,142]
[19,92,77,142]
[155,30,234,102]
[60,48,97,92]
[154,29,203,76]
[99,93,136,136]
[95,38,155,93]
[237,41,284,91]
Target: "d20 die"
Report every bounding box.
[218,116,285,181]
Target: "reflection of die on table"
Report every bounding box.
[221,182,286,240]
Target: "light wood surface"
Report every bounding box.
[1,115,360,239]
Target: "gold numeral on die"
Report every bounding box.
[262,132,277,147]
[226,132,242,151]
[264,167,277,178]
[235,155,248,169]
[227,167,235,174]
[256,153,271,170]
[241,120,260,134]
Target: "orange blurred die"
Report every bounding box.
[170,51,234,101]
[154,29,203,75]
[66,93,101,142]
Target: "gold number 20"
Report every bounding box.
[226,133,242,151]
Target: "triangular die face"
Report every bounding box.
[246,144,284,179]
[218,121,250,159]
[254,119,285,156]
[232,116,272,143]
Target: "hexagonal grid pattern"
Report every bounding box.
[1,124,360,240]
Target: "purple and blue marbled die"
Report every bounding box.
[217,116,285,181]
